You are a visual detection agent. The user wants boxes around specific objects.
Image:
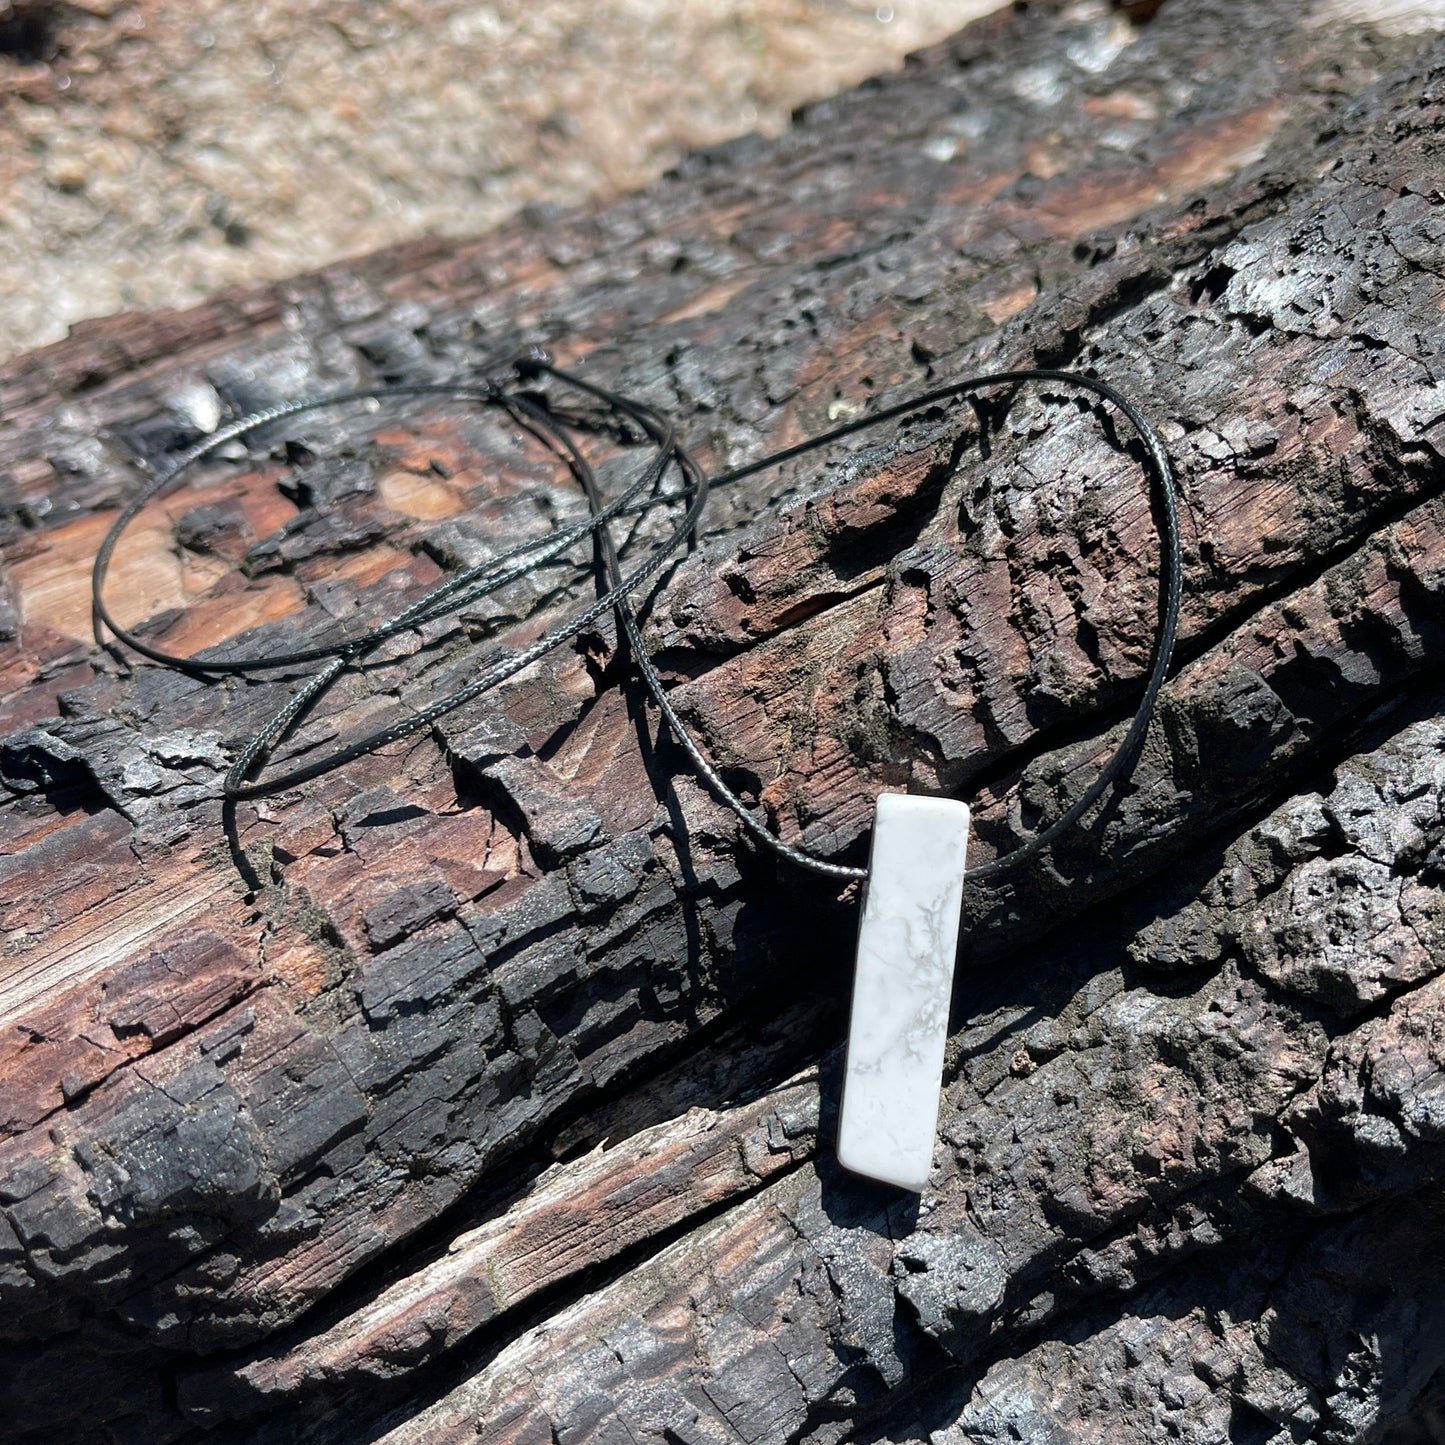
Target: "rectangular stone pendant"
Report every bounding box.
[836,793,970,1191]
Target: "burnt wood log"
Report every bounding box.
[3,2,1445,1442]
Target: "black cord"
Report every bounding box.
[91,356,708,798]
[581,367,1184,884]
[92,358,1181,884]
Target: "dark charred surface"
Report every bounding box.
[3,2,1445,1442]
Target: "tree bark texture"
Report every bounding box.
[3,2,1445,1442]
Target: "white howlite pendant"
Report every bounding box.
[836,792,970,1191]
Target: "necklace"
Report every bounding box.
[93,353,1183,1193]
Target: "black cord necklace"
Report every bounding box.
[92,351,1183,1193]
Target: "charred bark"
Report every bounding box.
[3,2,1445,1442]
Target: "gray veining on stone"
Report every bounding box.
[836,793,970,1191]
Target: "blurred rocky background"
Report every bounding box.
[0,0,1000,361]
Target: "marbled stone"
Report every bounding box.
[837,793,970,1191]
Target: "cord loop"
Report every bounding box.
[93,358,1181,882]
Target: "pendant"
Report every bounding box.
[836,793,970,1191]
